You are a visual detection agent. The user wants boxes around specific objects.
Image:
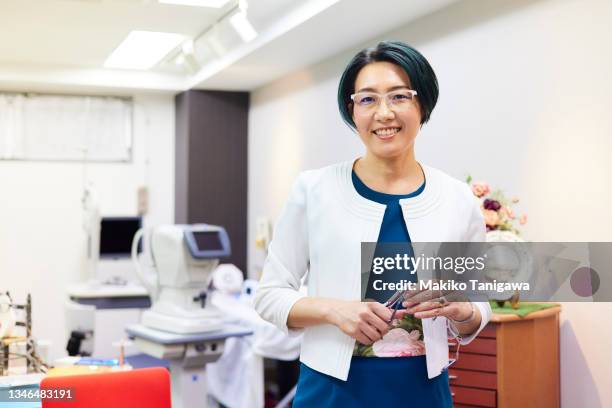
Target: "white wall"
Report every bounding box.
[249,0,612,406]
[0,93,175,362]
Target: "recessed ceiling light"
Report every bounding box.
[158,0,231,7]
[104,31,186,70]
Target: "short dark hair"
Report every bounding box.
[337,41,439,129]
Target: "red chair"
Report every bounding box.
[41,367,171,408]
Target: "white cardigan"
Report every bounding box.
[254,160,492,381]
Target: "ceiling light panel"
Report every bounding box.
[104,30,186,70]
[158,0,232,7]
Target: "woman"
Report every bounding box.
[254,41,491,407]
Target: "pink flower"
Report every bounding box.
[372,328,425,357]
[471,182,490,198]
[501,206,515,219]
[483,209,500,227]
[519,214,528,225]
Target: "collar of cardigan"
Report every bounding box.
[334,159,444,221]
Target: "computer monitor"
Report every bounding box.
[99,217,142,259]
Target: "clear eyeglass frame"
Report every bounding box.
[350,89,418,110]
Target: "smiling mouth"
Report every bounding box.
[373,127,401,139]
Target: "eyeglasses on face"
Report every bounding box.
[350,89,418,111]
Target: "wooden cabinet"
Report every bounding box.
[450,306,560,408]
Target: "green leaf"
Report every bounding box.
[395,315,423,336]
[353,342,375,357]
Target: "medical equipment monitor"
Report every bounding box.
[184,225,231,259]
[99,216,142,259]
[194,231,224,251]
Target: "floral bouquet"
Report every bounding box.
[353,314,425,357]
[467,176,527,235]
[467,176,528,308]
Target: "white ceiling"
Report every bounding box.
[0,0,459,94]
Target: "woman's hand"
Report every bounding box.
[327,300,392,345]
[389,287,473,322]
[395,297,481,336]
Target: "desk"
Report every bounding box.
[68,282,150,309]
[449,306,561,408]
[126,324,252,408]
[66,282,151,357]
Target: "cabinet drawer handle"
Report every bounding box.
[449,375,458,380]
[451,392,456,397]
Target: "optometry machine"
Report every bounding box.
[126,224,251,408]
